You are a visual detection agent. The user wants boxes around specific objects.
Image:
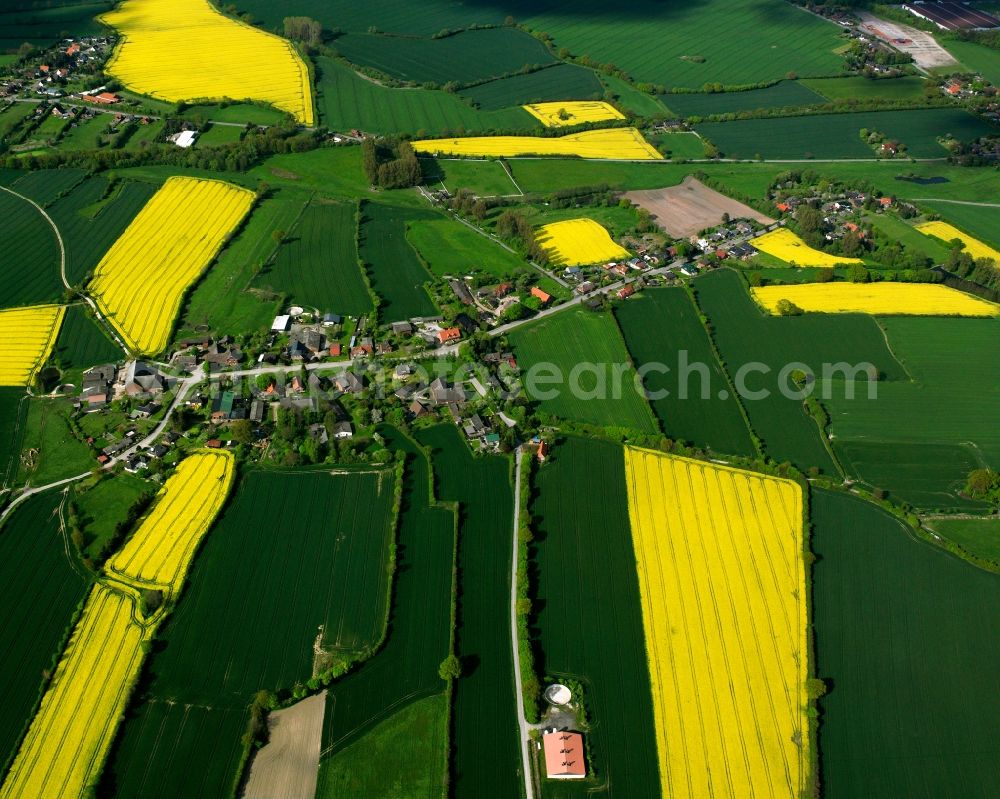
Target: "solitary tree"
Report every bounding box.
[438,655,462,682]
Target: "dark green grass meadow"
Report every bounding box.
[461,64,605,110]
[663,80,826,117]
[0,189,61,309]
[0,388,27,489]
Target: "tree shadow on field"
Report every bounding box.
[460,0,710,22]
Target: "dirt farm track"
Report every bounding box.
[626,176,774,238]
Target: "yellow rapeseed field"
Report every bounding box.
[100,0,313,124]
[916,221,1000,263]
[412,127,662,160]
[108,450,235,592]
[0,585,146,799]
[535,218,630,266]
[751,282,999,317]
[751,227,863,267]
[624,446,809,799]
[0,305,65,386]
[89,177,254,355]
[523,100,625,128]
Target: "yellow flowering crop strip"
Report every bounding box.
[535,218,630,266]
[751,282,999,317]
[412,127,662,160]
[0,585,146,799]
[916,221,1000,263]
[624,446,809,799]
[0,305,65,386]
[108,450,235,593]
[523,101,625,128]
[751,227,863,267]
[88,177,254,355]
[100,0,313,124]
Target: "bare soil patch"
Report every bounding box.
[858,13,957,70]
[626,176,773,238]
[242,691,326,799]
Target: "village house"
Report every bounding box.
[429,377,465,406]
[334,372,365,395]
[438,327,461,344]
[542,730,586,780]
[332,421,354,439]
[531,286,552,305]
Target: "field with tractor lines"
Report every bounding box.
[624,447,809,799]
[89,176,254,355]
[0,306,65,387]
[0,189,62,310]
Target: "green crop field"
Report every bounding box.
[0,102,34,140]
[49,176,156,286]
[16,399,94,486]
[0,490,89,772]
[9,167,86,205]
[317,429,454,793]
[235,0,507,37]
[0,0,112,49]
[0,188,61,309]
[104,465,398,798]
[663,80,827,118]
[942,38,1000,86]
[645,131,708,160]
[811,489,1000,798]
[406,215,527,279]
[255,200,373,317]
[802,75,929,102]
[825,316,1000,510]
[694,269,906,475]
[926,517,1000,565]
[335,27,556,86]
[698,108,998,160]
[508,306,660,434]
[416,425,519,799]
[521,0,845,90]
[923,201,1000,250]
[615,288,755,457]
[420,157,521,196]
[71,473,152,563]
[0,388,28,489]
[178,187,306,339]
[317,693,449,799]
[50,305,122,379]
[530,436,659,797]
[461,64,604,110]
[359,202,438,323]
[315,57,536,136]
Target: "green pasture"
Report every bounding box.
[71,473,151,563]
[663,80,826,117]
[926,517,1000,565]
[508,306,660,434]
[922,201,1000,250]
[195,123,243,148]
[15,399,94,486]
[406,215,527,279]
[802,75,928,102]
[421,157,521,196]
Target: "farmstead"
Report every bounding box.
[88,177,254,355]
[535,218,630,266]
[751,282,1000,317]
[100,0,314,124]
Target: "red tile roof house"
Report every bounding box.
[329,342,342,357]
[438,327,461,344]
[617,284,636,300]
[531,286,552,305]
[542,730,586,779]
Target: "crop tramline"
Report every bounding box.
[0,586,145,799]
[108,451,235,592]
[89,177,253,355]
[101,0,313,124]
[0,305,65,386]
[624,447,809,798]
